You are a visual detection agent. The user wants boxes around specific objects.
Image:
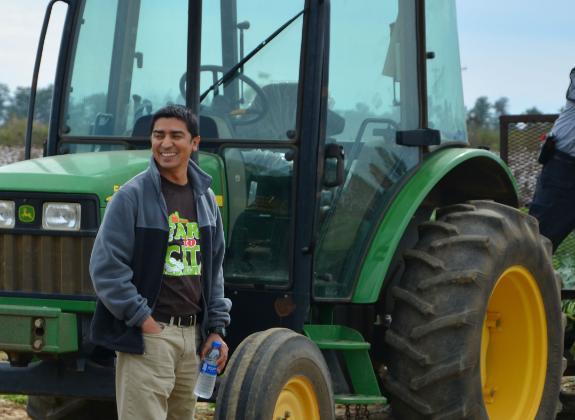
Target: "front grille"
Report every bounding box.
[0,234,95,296]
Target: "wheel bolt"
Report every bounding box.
[483,386,497,403]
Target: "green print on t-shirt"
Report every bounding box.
[164,211,201,276]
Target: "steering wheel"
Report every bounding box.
[180,65,269,126]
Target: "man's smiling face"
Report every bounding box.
[151,117,199,181]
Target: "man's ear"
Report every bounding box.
[191,136,201,152]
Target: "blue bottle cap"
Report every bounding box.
[212,341,222,349]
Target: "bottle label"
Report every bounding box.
[200,361,218,376]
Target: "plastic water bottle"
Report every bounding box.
[194,341,221,398]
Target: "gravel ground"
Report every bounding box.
[0,400,28,420]
[0,146,42,167]
[0,400,219,420]
[0,399,391,419]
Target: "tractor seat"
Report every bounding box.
[131,114,225,138]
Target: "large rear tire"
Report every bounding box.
[383,200,564,419]
[215,328,334,420]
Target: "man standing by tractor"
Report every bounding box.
[89,105,231,419]
[530,67,575,251]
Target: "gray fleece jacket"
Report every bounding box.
[89,156,231,354]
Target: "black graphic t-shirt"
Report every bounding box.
[153,176,202,317]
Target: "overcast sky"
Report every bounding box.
[1,0,573,114]
[457,0,575,114]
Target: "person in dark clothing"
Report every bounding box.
[530,68,575,251]
[90,105,231,419]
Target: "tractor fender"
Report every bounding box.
[352,146,519,303]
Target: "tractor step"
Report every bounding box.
[304,324,383,407]
[334,394,387,405]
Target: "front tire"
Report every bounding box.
[383,200,564,419]
[215,328,334,420]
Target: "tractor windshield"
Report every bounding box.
[60,0,189,152]
[58,0,304,151]
[199,1,304,140]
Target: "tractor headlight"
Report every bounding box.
[0,201,15,229]
[42,203,81,231]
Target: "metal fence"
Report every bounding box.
[499,114,557,207]
[500,114,575,290]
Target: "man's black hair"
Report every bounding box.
[150,105,199,137]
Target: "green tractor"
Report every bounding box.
[0,0,564,418]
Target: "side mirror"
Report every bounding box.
[395,128,441,147]
[323,143,345,188]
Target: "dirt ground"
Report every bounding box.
[6,394,575,420]
[0,400,219,420]
[0,399,28,420]
[0,146,42,167]
[1,369,572,419]
[0,399,392,419]
[0,401,219,420]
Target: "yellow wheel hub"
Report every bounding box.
[481,266,547,419]
[273,375,320,420]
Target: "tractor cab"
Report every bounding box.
[37,0,467,342]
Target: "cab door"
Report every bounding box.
[198,0,322,349]
[313,0,421,300]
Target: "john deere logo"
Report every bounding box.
[18,205,35,223]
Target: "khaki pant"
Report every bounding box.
[116,324,201,420]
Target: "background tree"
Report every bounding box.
[466,96,496,150]
[8,86,31,120]
[0,83,10,125]
[467,96,491,128]
[0,117,48,147]
[6,85,53,124]
[524,106,543,115]
[33,85,54,124]
[0,84,53,147]
[493,97,509,120]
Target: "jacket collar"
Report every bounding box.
[148,155,212,197]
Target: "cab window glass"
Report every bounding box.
[223,147,294,287]
[200,1,304,140]
[314,0,419,299]
[426,0,467,142]
[62,0,188,138]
